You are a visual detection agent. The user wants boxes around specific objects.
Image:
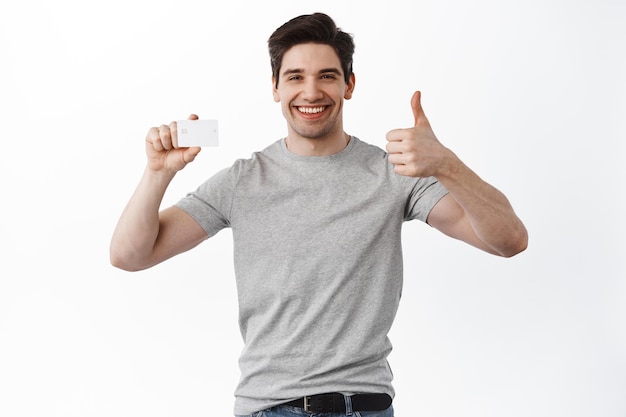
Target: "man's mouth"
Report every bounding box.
[297,106,327,114]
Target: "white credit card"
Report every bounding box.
[177,119,219,147]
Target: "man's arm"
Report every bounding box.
[425,167,527,257]
[386,91,528,257]
[110,115,208,271]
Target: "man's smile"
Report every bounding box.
[297,106,327,114]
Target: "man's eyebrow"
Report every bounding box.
[319,68,343,76]
[281,68,304,77]
[280,68,343,77]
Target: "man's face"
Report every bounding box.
[273,43,355,141]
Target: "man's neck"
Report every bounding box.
[284,132,351,156]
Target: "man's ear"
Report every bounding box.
[272,76,280,102]
[344,73,356,100]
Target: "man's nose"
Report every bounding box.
[301,79,324,101]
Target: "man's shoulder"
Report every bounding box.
[350,136,387,158]
[222,139,283,171]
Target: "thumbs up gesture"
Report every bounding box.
[386,91,451,178]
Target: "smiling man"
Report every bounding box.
[110,12,527,417]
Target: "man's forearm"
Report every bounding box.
[436,152,528,257]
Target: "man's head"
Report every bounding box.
[268,13,355,88]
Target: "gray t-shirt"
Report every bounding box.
[175,137,448,415]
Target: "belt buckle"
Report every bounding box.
[303,396,312,412]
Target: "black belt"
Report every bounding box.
[283,393,392,413]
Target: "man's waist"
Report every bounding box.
[283,392,392,413]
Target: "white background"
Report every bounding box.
[1,0,624,416]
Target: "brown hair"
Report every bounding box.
[268,13,355,87]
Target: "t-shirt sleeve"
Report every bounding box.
[403,176,449,222]
[174,164,238,238]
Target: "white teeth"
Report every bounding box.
[298,106,326,114]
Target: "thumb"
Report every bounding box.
[188,114,199,120]
[411,91,428,127]
[182,146,202,163]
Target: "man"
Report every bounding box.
[110,12,527,417]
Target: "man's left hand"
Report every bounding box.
[386,91,451,178]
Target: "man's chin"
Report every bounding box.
[291,124,336,141]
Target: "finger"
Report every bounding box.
[393,164,410,177]
[385,128,407,142]
[146,127,164,152]
[387,153,405,166]
[159,124,174,150]
[411,90,429,127]
[168,121,180,148]
[385,140,405,155]
[188,114,199,120]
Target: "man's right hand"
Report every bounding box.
[145,114,202,173]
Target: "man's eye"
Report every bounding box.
[321,74,336,79]
[288,76,302,81]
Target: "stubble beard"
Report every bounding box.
[291,121,337,140]
[287,106,341,141]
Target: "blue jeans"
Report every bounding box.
[236,397,394,417]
